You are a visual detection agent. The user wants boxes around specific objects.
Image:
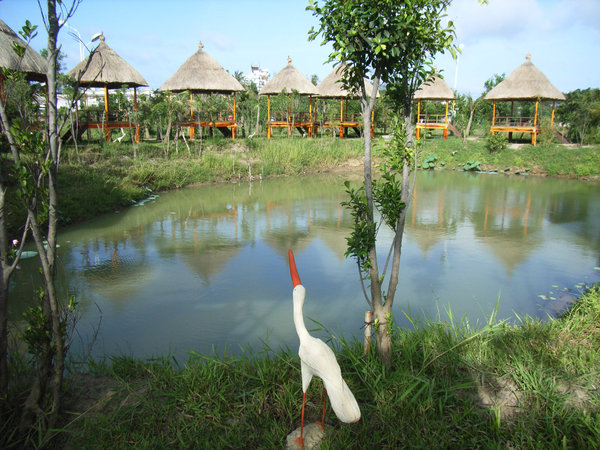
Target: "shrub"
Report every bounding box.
[486,133,508,153]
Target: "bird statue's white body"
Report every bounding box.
[288,249,360,448]
[293,284,361,424]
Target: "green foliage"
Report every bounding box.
[556,88,600,145]
[463,160,481,171]
[421,154,438,169]
[341,181,375,272]
[486,133,508,153]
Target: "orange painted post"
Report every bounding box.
[443,99,449,140]
[104,85,110,142]
[287,95,292,137]
[267,95,271,139]
[134,87,140,143]
[550,100,556,127]
[416,99,421,139]
[339,98,344,138]
[532,99,539,146]
[189,91,195,139]
[371,107,375,138]
[308,96,313,138]
[491,100,496,135]
[232,94,237,139]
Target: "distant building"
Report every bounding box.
[245,65,269,89]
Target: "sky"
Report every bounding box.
[1,0,599,96]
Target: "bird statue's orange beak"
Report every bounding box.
[288,249,302,288]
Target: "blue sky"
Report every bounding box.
[2,0,599,96]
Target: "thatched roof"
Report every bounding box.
[259,57,318,96]
[485,54,565,101]
[316,64,379,99]
[0,18,47,82]
[159,42,244,93]
[414,74,454,100]
[67,34,148,88]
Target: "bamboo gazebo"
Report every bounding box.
[316,64,377,138]
[0,18,47,103]
[67,34,148,142]
[160,42,244,139]
[259,57,318,138]
[484,54,565,146]
[414,74,455,140]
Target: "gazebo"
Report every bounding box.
[316,64,377,138]
[0,18,47,102]
[414,74,455,140]
[259,57,318,138]
[484,54,565,146]
[67,34,148,142]
[160,42,244,139]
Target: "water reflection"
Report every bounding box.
[9,171,600,361]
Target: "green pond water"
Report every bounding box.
[9,170,600,361]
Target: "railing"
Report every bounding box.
[417,114,448,125]
[268,111,313,123]
[79,109,136,123]
[493,116,536,127]
[317,112,361,124]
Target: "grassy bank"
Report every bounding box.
[5,285,597,448]
[7,135,599,236]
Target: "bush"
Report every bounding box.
[486,133,508,153]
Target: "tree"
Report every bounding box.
[557,88,600,146]
[0,0,82,436]
[308,0,486,368]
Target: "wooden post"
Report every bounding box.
[287,95,291,137]
[134,87,140,143]
[232,93,237,139]
[532,99,539,146]
[104,85,110,142]
[339,98,344,138]
[267,95,271,139]
[416,99,421,139]
[443,99,449,140]
[190,91,195,140]
[491,100,496,134]
[308,95,313,138]
[550,100,556,127]
[371,106,375,138]
[364,311,373,354]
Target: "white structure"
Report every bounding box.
[245,65,269,89]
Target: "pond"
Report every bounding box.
[9,170,600,362]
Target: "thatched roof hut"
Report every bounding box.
[0,18,47,82]
[67,34,148,88]
[160,42,243,93]
[484,54,565,101]
[414,74,454,100]
[259,57,318,96]
[317,64,378,99]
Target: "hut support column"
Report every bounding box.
[232,94,237,140]
[532,99,539,146]
[267,95,271,139]
[443,99,449,140]
[371,106,375,138]
[308,96,313,138]
[190,91,195,140]
[104,85,110,142]
[416,99,422,139]
[550,100,556,127]
[339,98,344,138]
[134,87,140,143]
[491,100,496,135]
[287,95,291,137]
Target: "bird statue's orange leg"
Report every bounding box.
[318,388,327,430]
[296,392,306,449]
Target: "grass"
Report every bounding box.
[4,285,595,448]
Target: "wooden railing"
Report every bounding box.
[417,114,448,125]
[493,116,536,127]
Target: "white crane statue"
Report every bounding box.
[288,249,360,448]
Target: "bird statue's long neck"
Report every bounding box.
[289,250,310,341]
[293,287,310,341]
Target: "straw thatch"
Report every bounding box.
[259,57,318,96]
[160,42,244,93]
[484,54,565,101]
[414,74,454,100]
[0,18,47,81]
[317,64,378,99]
[67,34,148,88]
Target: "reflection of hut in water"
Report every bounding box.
[414,73,455,140]
[484,54,565,146]
[259,57,318,138]
[316,64,377,138]
[0,18,47,101]
[67,34,148,143]
[182,243,244,286]
[160,42,244,139]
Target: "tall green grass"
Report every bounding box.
[8,285,592,448]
